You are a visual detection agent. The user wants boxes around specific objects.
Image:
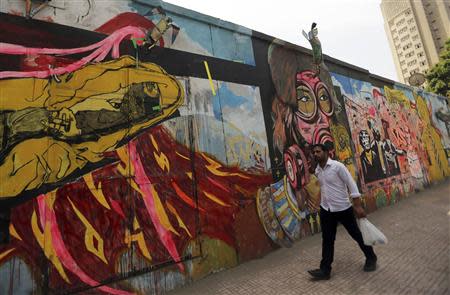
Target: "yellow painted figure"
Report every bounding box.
[330,122,358,180]
[414,93,449,181]
[0,56,184,199]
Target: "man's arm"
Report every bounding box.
[337,163,366,218]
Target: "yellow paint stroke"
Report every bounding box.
[150,184,179,236]
[0,248,15,261]
[116,147,148,197]
[124,217,152,262]
[116,147,145,194]
[154,150,170,172]
[176,151,190,161]
[203,61,216,96]
[202,154,250,179]
[83,174,111,210]
[119,165,178,236]
[117,142,177,235]
[127,178,142,195]
[44,191,57,209]
[186,172,193,179]
[203,191,230,207]
[31,210,70,283]
[68,198,108,264]
[234,185,252,197]
[166,201,192,238]
[150,135,170,172]
[9,223,22,241]
[149,134,160,151]
[116,146,134,177]
[129,178,144,195]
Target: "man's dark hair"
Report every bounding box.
[311,143,329,152]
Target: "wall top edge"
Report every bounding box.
[2,0,411,91]
[139,1,381,76]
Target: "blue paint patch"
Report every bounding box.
[212,83,254,121]
[331,72,353,96]
[169,14,215,54]
[219,84,253,109]
[211,27,255,65]
[212,94,223,120]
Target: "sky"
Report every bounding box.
[163,0,398,82]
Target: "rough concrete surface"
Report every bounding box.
[169,180,450,295]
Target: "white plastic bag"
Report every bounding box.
[357,218,388,246]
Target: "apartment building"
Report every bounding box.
[381,0,450,85]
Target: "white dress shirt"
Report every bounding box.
[315,158,361,212]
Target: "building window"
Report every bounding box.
[412,35,419,41]
[407,60,417,67]
[417,52,424,58]
[415,43,422,49]
[405,9,411,16]
[410,26,416,32]
[420,61,427,66]
[396,18,405,27]
[400,60,406,66]
[410,68,419,75]
[403,43,412,50]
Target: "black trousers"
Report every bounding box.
[320,206,376,273]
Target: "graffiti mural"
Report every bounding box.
[0,2,272,294]
[0,56,183,200]
[412,91,450,182]
[1,1,449,294]
[255,40,354,247]
[331,75,410,187]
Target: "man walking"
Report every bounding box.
[308,143,377,280]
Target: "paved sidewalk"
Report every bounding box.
[170,180,450,295]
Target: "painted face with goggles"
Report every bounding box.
[293,70,334,148]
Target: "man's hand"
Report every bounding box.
[353,205,367,218]
[353,197,367,218]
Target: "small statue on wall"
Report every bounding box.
[144,6,180,50]
[302,22,323,75]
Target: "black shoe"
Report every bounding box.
[363,259,377,272]
[308,269,331,280]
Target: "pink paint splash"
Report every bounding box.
[206,175,231,193]
[36,195,135,295]
[127,141,184,272]
[368,106,377,117]
[110,199,126,219]
[0,26,146,79]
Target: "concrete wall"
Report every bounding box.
[0,1,449,294]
